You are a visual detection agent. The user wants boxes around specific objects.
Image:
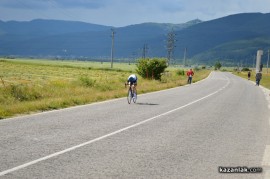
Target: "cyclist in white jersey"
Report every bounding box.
[127,74,137,98]
[127,74,137,85]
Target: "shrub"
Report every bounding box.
[136,58,168,80]
[176,69,185,76]
[194,66,200,71]
[79,76,96,87]
[214,61,222,70]
[9,84,42,101]
[241,67,250,71]
[160,71,172,83]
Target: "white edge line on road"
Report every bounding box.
[259,87,270,179]
[0,73,229,176]
[2,71,215,122]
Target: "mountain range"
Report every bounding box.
[0,13,270,65]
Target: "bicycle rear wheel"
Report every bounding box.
[127,89,132,104]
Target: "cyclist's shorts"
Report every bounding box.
[129,81,137,86]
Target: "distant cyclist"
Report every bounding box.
[126,74,137,97]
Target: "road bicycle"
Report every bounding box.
[125,83,137,104]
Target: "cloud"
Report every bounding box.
[0,0,107,9]
[0,0,269,26]
[52,0,108,9]
[0,0,50,9]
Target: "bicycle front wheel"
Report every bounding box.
[132,92,137,103]
[127,89,132,104]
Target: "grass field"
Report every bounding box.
[0,58,210,119]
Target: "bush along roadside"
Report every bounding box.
[136,58,168,80]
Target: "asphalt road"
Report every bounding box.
[0,72,270,179]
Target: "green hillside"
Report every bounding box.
[0,13,270,66]
[193,37,270,65]
[170,13,270,64]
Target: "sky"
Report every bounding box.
[0,0,269,27]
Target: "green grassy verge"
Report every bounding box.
[233,69,270,89]
[0,58,210,119]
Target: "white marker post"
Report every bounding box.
[256,50,263,73]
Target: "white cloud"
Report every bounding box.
[0,0,269,26]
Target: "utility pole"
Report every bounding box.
[142,44,148,59]
[267,49,269,74]
[183,47,187,66]
[166,29,176,66]
[110,28,115,68]
[240,60,243,69]
[253,55,256,70]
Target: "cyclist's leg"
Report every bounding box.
[127,86,132,104]
[132,83,137,103]
[134,83,137,94]
[130,82,134,97]
[133,83,137,100]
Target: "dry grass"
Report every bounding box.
[0,58,210,119]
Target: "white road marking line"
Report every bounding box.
[0,75,230,176]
